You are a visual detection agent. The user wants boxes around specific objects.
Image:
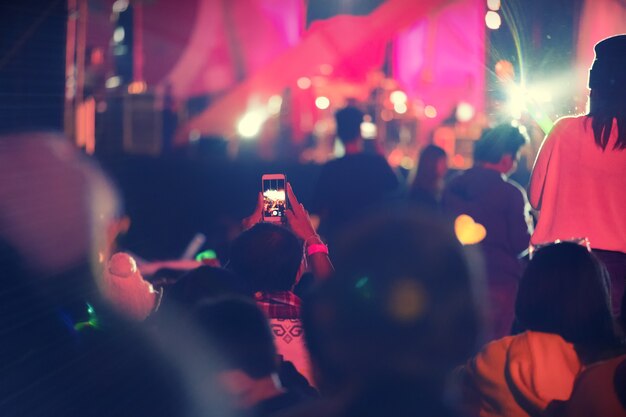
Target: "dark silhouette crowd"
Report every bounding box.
[1,34,626,417]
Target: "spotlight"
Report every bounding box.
[390,90,407,105]
[485,11,501,30]
[113,27,125,43]
[487,0,501,11]
[112,0,129,13]
[315,96,330,110]
[394,102,407,114]
[506,84,525,119]
[297,77,311,89]
[424,105,437,118]
[456,102,475,122]
[360,121,377,139]
[267,95,283,115]
[237,110,266,139]
[105,76,121,89]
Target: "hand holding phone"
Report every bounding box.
[261,174,288,222]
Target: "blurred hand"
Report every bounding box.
[242,192,264,230]
[285,183,316,241]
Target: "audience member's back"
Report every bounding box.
[311,106,399,242]
[228,223,312,383]
[442,124,532,339]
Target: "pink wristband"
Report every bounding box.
[306,243,329,257]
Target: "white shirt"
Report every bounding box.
[529,115,626,252]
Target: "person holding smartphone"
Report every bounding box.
[529,35,626,316]
[243,181,334,283]
[234,181,334,384]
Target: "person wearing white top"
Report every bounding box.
[529,34,626,315]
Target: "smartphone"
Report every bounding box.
[261,174,288,222]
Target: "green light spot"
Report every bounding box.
[195,250,217,262]
[355,277,369,289]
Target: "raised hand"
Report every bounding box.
[285,182,316,241]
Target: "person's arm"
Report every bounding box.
[528,125,558,210]
[285,183,334,281]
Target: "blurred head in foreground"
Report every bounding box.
[303,207,480,397]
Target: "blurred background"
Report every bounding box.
[1,0,625,260]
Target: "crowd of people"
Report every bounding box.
[1,35,625,417]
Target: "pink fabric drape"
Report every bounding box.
[393,0,485,135]
[179,0,454,140]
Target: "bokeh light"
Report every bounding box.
[424,105,438,118]
[360,121,377,139]
[485,11,502,30]
[456,102,475,122]
[487,0,501,11]
[267,95,283,115]
[296,77,311,89]
[237,110,266,138]
[390,90,407,105]
[394,102,407,114]
[315,96,330,110]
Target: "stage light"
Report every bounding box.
[189,130,201,142]
[237,110,266,139]
[528,86,552,103]
[456,102,475,122]
[297,77,311,89]
[487,0,501,11]
[424,105,438,118]
[113,27,125,43]
[267,95,283,115]
[507,84,525,119]
[112,0,129,13]
[390,90,407,105]
[360,121,377,139]
[394,102,407,114]
[315,96,330,110]
[127,81,147,94]
[105,76,121,89]
[485,11,501,30]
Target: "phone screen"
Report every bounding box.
[263,178,287,219]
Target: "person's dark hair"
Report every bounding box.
[228,223,302,292]
[163,266,249,309]
[515,242,618,363]
[335,106,364,144]
[302,207,479,393]
[621,290,626,333]
[587,34,626,151]
[473,124,527,164]
[409,145,447,197]
[192,297,277,378]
